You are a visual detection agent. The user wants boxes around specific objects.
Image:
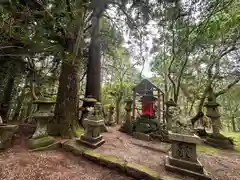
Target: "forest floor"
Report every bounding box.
[96,126,240,180]
[0,126,240,180]
[0,135,134,180]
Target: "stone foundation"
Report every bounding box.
[77,135,105,148]
[165,157,211,180]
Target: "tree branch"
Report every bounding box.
[216,77,240,97]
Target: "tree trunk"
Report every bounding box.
[116,99,121,124]
[1,74,15,123]
[54,60,82,138]
[85,5,102,101]
[231,115,236,132]
[12,78,28,122]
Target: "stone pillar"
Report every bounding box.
[106,105,115,126]
[77,102,105,148]
[165,131,211,180]
[119,98,133,134]
[165,99,177,131]
[28,99,56,150]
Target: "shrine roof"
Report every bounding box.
[132,79,163,95]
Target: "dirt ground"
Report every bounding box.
[96,126,240,180]
[1,126,240,180]
[0,136,134,180]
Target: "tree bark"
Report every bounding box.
[231,115,236,132]
[0,73,15,123]
[12,78,28,122]
[85,4,103,101]
[116,99,121,124]
[54,60,82,138]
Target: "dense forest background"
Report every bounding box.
[0,0,239,137]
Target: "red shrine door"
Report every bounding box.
[142,101,153,116]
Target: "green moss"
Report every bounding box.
[222,132,240,152]
[75,127,84,137]
[63,140,86,155]
[83,149,101,158]
[163,177,179,180]
[100,155,127,167]
[126,162,160,179]
[28,136,55,149]
[29,142,61,152]
[197,145,219,153]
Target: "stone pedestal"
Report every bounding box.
[165,99,177,131]
[165,131,211,180]
[120,98,133,134]
[28,100,56,150]
[0,124,18,150]
[77,102,105,148]
[106,105,116,126]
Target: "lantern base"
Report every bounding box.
[77,135,105,148]
[165,152,211,180]
[28,136,56,149]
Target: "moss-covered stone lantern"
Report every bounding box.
[77,102,105,148]
[119,97,133,134]
[28,98,56,150]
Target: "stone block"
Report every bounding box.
[171,141,197,162]
[168,152,203,173]
[77,135,105,148]
[125,162,161,180]
[165,157,211,180]
[168,131,202,144]
[133,132,151,141]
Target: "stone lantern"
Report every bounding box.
[119,97,133,134]
[204,101,233,149]
[204,101,221,136]
[165,99,177,131]
[77,102,105,148]
[28,99,56,150]
[106,105,115,126]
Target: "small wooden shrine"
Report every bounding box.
[132,79,165,122]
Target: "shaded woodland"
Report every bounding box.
[0,0,239,136]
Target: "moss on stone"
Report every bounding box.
[126,162,161,179]
[62,139,86,155]
[75,127,84,137]
[28,136,55,149]
[99,155,127,168]
[197,145,219,153]
[163,177,178,180]
[83,149,101,158]
[29,142,61,152]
